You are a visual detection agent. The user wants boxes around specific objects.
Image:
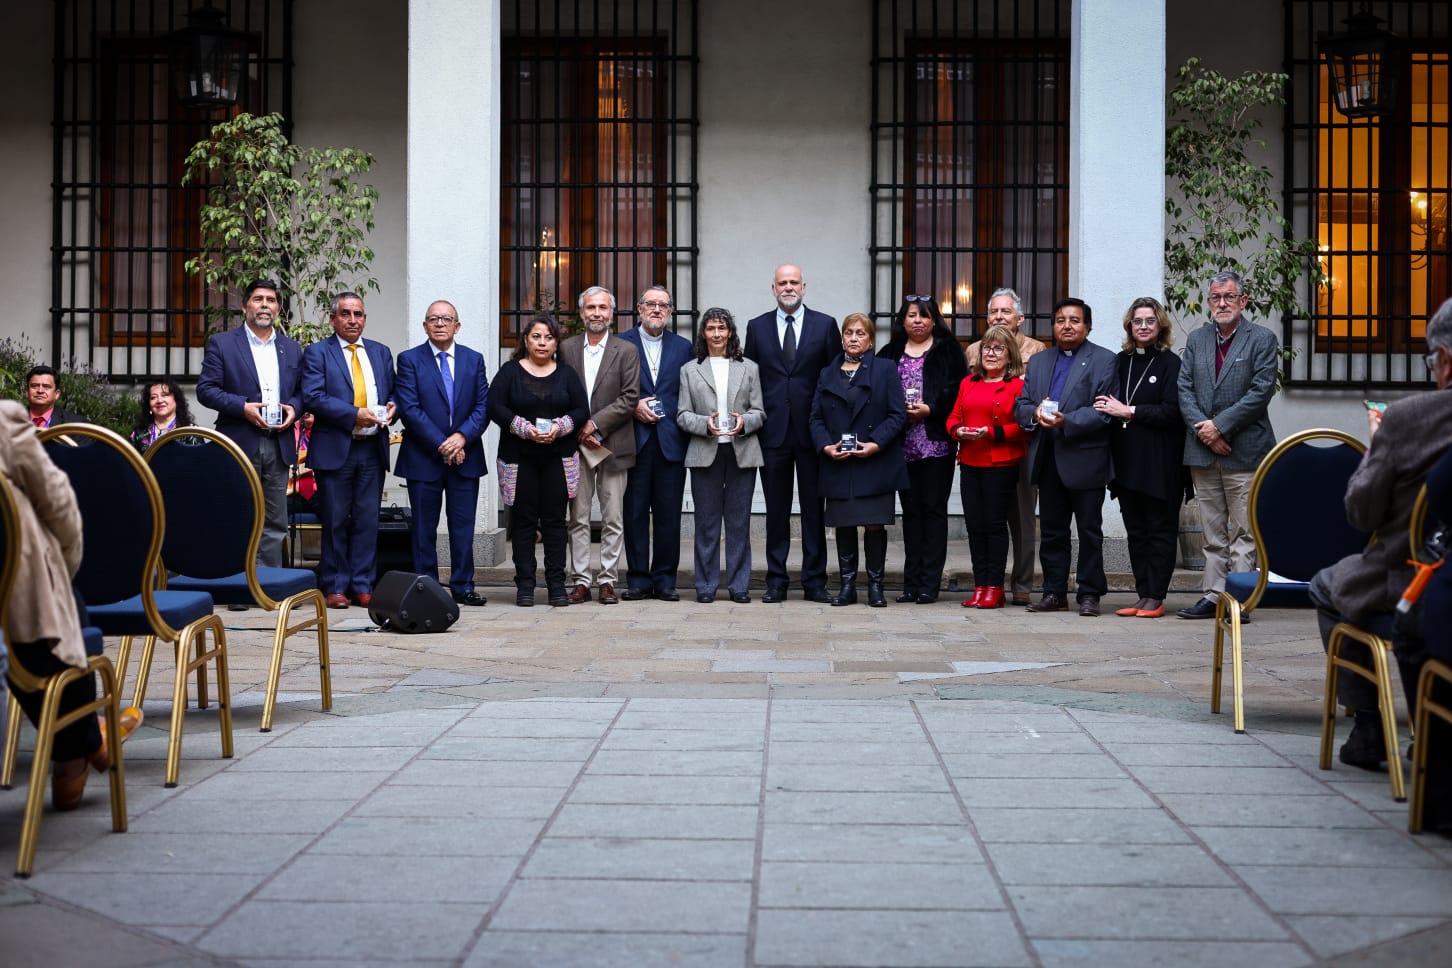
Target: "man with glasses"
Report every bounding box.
[1308,297,1452,770]
[745,264,842,603]
[618,286,694,601]
[394,300,491,606]
[967,288,1047,604]
[1175,270,1280,619]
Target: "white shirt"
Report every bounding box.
[776,308,804,350]
[245,325,281,406]
[336,334,381,434]
[709,356,732,442]
[582,332,608,406]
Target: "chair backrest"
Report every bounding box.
[1249,428,1369,591]
[145,427,277,606]
[39,424,172,633]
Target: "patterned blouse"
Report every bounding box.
[897,355,952,462]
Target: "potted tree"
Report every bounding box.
[182,112,380,345]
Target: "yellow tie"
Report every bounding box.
[347,344,368,408]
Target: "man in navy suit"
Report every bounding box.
[744,264,841,602]
[196,279,303,569]
[302,292,396,609]
[618,285,694,601]
[394,300,490,606]
[1013,297,1118,617]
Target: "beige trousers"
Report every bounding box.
[568,463,628,587]
[1191,463,1256,595]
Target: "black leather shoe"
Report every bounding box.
[896,591,919,603]
[1026,593,1069,613]
[620,587,653,601]
[696,593,714,603]
[655,589,680,602]
[1340,717,1388,770]
[1078,595,1101,617]
[803,589,834,604]
[915,593,939,605]
[731,592,751,604]
[516,590,535,608]
[453,591,487,606]
[1176,597,1219,620]
[548,592,571,607]
[762,586,787,603]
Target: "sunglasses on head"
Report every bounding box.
[903,295,936,306]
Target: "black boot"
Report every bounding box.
[1340,708,1387,770]
[831,528,858,606]
[865,528,888,607]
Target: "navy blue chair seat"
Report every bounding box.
[168,567,317,605]
[88,590,217,637]
[1223,573,1310,609]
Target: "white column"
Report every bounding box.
[1070,0,1166,348]
[408,0,505,564]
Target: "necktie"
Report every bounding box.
[783,314,797,367]
[347,344,368,408]
[31,414,45,428]
[438,350,454,423]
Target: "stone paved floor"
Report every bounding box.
[3,567,1451,967]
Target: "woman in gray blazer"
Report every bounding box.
[677,307,766,603]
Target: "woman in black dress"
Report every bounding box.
[1093,297,1186,618]
[487,315,590,607]
[810,313,908,607]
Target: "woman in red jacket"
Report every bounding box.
[946,325,1027,609]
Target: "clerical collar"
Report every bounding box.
[1059,348,1075,357]
[640,329,662,343]
[1134,346,1146,355]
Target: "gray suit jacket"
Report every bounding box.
[677,357,766,469]
[1177,320,1279,471]
[559,331,641,472]
[1325,388,1452,622]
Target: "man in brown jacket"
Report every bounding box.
[1311,296,1452,768]
[559,286,641,604]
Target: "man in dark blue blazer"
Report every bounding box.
[1013,297,1118,617]
[394,300,490,607]
[744,264,842,602]
[196,280,303,569]
[302,292,396,609]
[618,285,694,601]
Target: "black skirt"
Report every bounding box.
[825,492,896,528]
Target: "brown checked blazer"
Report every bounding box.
[558,331,641,473]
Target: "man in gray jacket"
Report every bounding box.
[1175,270,1280,619]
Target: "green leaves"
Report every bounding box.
[181,112,380,346]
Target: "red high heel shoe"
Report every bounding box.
[976,586,1004,609]
[961,586,985,608]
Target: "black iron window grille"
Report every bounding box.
[870,0,1069,342]
[1285,0,1450,388]
[52,0,290,381]
[501,0,698,344]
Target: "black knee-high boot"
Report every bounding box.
[865,528,888,607]
[831,527,859,606]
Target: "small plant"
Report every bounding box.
[1164,58,1324,333]
[0,337,143,435]
[182,112,380,346]
[534,289,584,337]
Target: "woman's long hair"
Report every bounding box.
[881,295,953,359]
[693,307,743,362]
[971,325,1024,380]
[132,377,194,435]
[512,313,563,361]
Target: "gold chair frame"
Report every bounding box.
[1410,658,1452,834]
[1211,429,1366,733]
[35,424,233,787]
[0,471,127,877]
[135,428,330,732]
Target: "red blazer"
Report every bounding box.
[946,375,1026,468]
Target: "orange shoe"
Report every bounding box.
[90,706,145,772]
[1136,605,1166,618]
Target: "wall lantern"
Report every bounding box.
[170,4,248,110]
[1320,5,1397,119]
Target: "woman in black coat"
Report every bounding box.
[877,296,969,603]
[1093,297,1186,618]
[809,313,908,607]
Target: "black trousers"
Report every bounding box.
[1036,443,1107,599]
[510,453,569,594]
[758,443,827,593]
[899,455,955,594]
[7,639,102,762]
[960,464,1019,587]
[623,434,687,595]
[1119,487,1180,600]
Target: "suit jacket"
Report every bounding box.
[38,407,86,428]
[744,306,841,451]
[809,352,910,499]
[393,341,490,483]
[0,400,86,668]
[1177,320,1279,471]
[1324,388,1452,623]
[617,326,694,463]
[195,325,304,464]
[1108,348,1187,504]
[302,336,395,473]
[676,356,766,469]
[558,332,640,472]
[1013,341,1118,491]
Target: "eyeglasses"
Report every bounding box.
[424,314,457,325]
[1130,317,1159,328]
[980,344,1007,354]
[904,294,933,304]
[639,300,671,311]
[1207,293,1243,305]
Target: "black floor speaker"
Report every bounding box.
[368,571,459,633]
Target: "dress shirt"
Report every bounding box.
[776,308,802,349]
[30,408,55,428]
[336,334,381,434]
[1047,349,1075,402]
[639,329,663,384]
[246,325,282,406]
[582,332,608,405]
[709,356,732,442]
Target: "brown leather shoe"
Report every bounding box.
[52,757,90,811]
[351,593,373,608]
[598,582,618,605]
[1025,593,1069,612]
[325,593,349,609]
[568,584,591,604]
[1011,593,1032,606]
